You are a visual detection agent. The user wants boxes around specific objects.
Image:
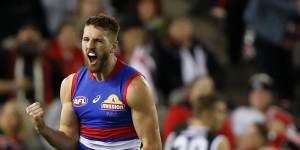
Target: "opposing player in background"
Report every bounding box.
[164,94,230,150]
[26,14,161,150]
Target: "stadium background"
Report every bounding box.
[0,0,299,149]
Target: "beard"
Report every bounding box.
[85,51,110,73]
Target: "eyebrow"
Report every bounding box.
[82,36,104,40]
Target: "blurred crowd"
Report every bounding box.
[0,0,300,149]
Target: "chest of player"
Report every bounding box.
[72,79,131,125]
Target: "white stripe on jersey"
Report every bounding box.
[79,136,141,150]
[210,135,226,150]
[164,126,225,150]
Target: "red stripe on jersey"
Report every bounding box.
[122,72,141,106]
[88,59,124,81]
[80,125,137,139]
[106,59,124,80]
[88,71,94,80]
[71,73,78,99]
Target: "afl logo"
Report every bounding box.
[73,96,88,107]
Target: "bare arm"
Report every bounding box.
[26,74,79,150]
[127,76,162,150]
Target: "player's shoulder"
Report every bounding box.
[61,73,76,87]
[129,74,146,88]
[60,73,77,102]
[126,73,154,108]
[127,74,151,100]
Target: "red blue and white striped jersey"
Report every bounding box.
[71,59,142,150]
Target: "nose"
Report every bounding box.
[86,40,95,49]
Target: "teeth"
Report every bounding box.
[88,52,96,57]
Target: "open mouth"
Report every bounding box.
[87,51,97,65]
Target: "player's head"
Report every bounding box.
[248,73,274,112]
[82,13,120,73]
[168,17,193,44]
[188,75,215,102]
[192,93,227,130]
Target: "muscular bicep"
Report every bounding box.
[127,76,161,149]
[58,74,79,141]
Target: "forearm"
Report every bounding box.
[38,126,78,150]
[142,143,162,150]
[140,129,162,150]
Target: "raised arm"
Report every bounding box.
[26,74,79,150]
[126,76,162,150]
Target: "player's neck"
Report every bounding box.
[189,117,208,128]
[93,56,117,82]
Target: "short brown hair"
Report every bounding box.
[85,13,120,37]
[192,93,223,117]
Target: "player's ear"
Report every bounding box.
[111,40,118,53]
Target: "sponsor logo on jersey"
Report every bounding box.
[101,94,125,111]
[73,96,88,107]
[92,95,101,103]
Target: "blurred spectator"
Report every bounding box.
[46,20,83,98]
[41,0,78,35]
[164,94,230,150]
[118,21,145,62]
[3,23,53,105]
[236,123,270,150]
[231,73,276,137]
[0,99,43,149]
[231,73,300,149]
[188,0,226,60]
[118,20,158,102]
[0,47,31,104]
[0,0,49,40]
[267,106,300,149]
[155,17,224,103]
[76,0,106,34]
[162,76,234,148]
[15,24,51,104]
[135,0,166,42]
[118,0,166,56]
[244,0,300,104]
[163,76,214,140]
[78,0,105,18]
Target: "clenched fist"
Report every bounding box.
[26,102,46,131]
